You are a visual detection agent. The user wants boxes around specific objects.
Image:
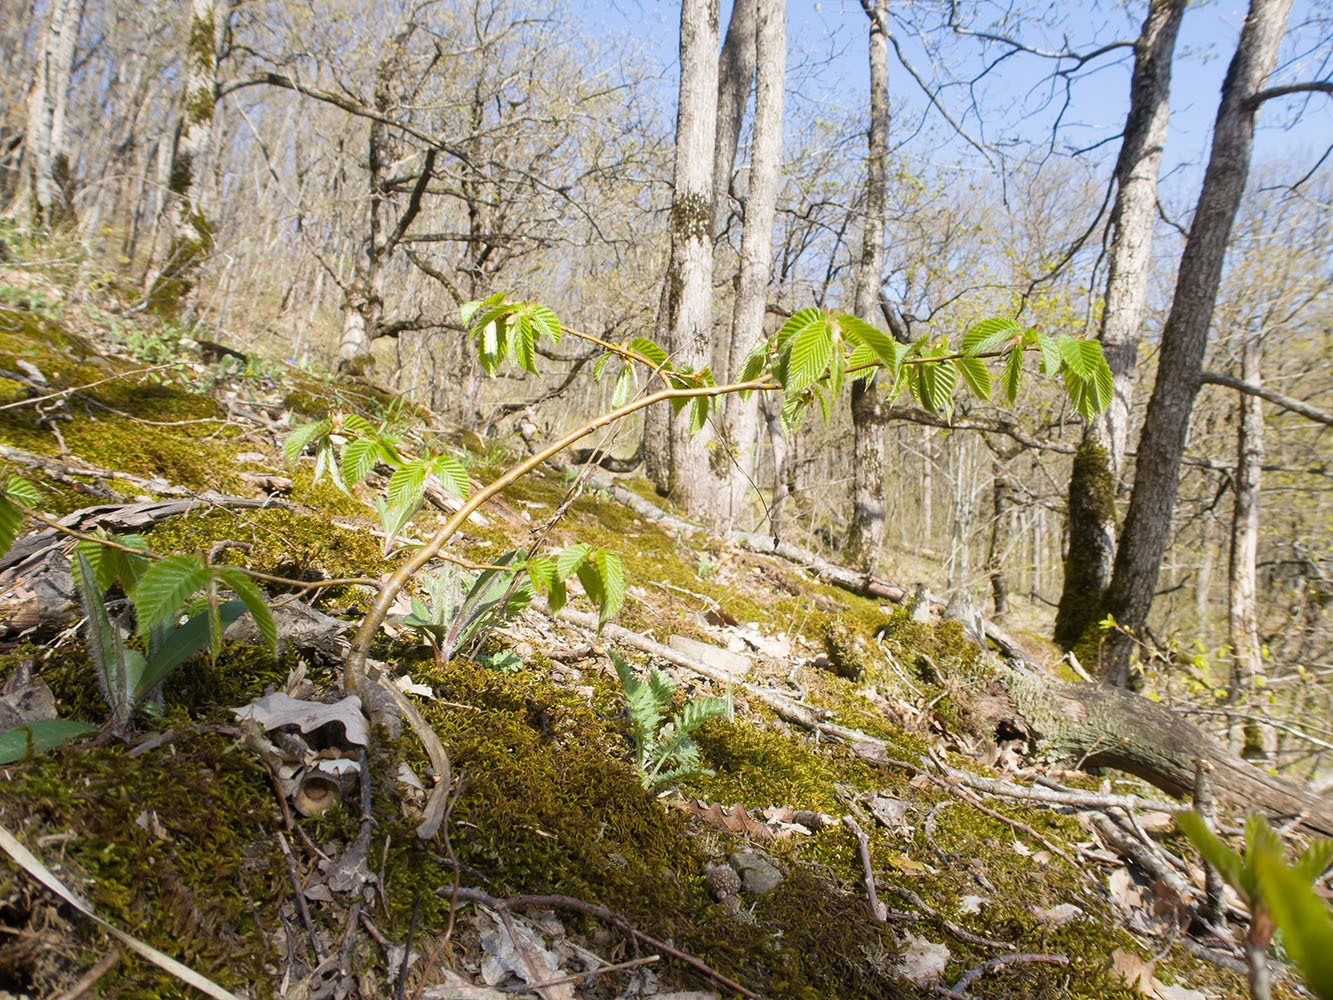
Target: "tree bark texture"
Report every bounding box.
[1054,0,1184,653]
[1228,336,1270,759]
[719,0,784,528]
[986,465,1011,619]
[656,0,721,519]
[14,0,85,228]
[1100,0,1293,686]
[711,0,756,237]
[148,0,222,318]
[847,0,891,570]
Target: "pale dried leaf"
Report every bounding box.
[897,934,950,986]
[231,692,368,746]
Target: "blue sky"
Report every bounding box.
[585,0,1332,209]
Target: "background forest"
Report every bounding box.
[2,0,1331,778]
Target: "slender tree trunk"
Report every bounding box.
[721,0,783,527]
[653,0,720,516]
[711,0,756,237]
[1228,336,1271,760]
[847,0,891,569]
[987,464,1011,619]
[12,0,85,229]
[148,0,222,318]
[1101,0,1294,686]
[1054,0,1184,654]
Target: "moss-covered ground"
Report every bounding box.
[0,278,1256,1000]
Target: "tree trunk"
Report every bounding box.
[656,0,720,518]
[846,0,891,570]
[1100,0,1293,686]
[720,0,783,528]
[1054,0,1184,655]
[711,0,756,237]
[1228,336,1270,760]
[12,0,85,229]
[987,465,1011,620]
[147,0,222,319]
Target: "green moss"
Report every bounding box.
[1054,440,1116,660]
[0,733,283,999]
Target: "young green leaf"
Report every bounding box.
[529,304,561,345]
[837,314,902,372]
[0,719,99,763]
[595,549,625,627]
[963,316,1021,357]
[341,436,380,486]
[389,460,428,507]
[1002,348,1024,402]
[430,453,470,499]
[612,365,636,408]
[1253,846,1333,998]
[917,358,956,416]
[630,336,667,368]
[556,543,591,581]
[779,313,833,392]
[592,350,612,382]
[510,313,537,373]
[74,552,136,726]
[129,554,209,636]
[283,420,328,465]
[774,308,823,350]
[954,356,991,400]
[215,568,278,651]
[1035,333,1061,377]
[688,395,710,436]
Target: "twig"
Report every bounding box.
[0,364,177,412]
[277,832,324,961]
[889,886,1015,950]
[49,948,122,1000]
[396,893,422,1000]
[495,954,659,992]
[945,952,1068,996]
[448,888,760,999]
[842,815,887,921]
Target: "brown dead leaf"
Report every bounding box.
[898,935,950,986]
[1107,948,1215,1000]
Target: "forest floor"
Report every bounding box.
[0,251,1291,1000]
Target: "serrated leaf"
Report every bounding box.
[780,390,806,435]
[526,554,556,593]
[4,477,39,507]
[630,337,667,367]
[341,437,379,486]
[0,498,20,558]
[389,460,428,507]
[0,720,99,763]
[216,568,277,651]
[284,420,328,465]
[576,563,603,613]
[963,316,1021,356]
[780,313,832,392]
[917,359,956,417]
[547,576,567,615]
[955,356,991,400]
[429,453,470,498]
[595,549,625,627]
[556,543,590,581]
[837,314,902,372]
[1002,348,1024,402]
[129,554,209,636]
[460,299,484,324]
[846,342,877,382]
[341,413,375,436]
[689,395,710,436]
[530,304,561,344]
[510,313,536,373]
[737,342,768,391]
[592,351,612,382]
[775,308,824,350]
[1057,335,1104,379]
[612,365,636,408]
[1036,334,1061,376]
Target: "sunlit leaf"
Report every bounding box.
[963,316,1021,357]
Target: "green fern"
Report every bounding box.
[610,650,728,789]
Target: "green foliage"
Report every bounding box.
[610,649,729,789]
[0,718,98,764]
[1177,810,1333,998]
[0,475,40,555]
[65,548,277,735]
